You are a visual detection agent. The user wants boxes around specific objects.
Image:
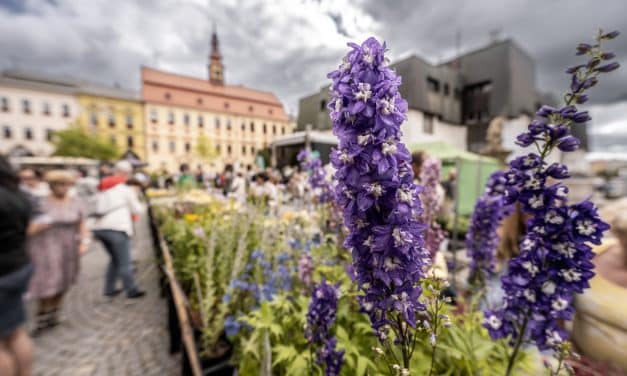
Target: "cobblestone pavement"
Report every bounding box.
[27,213,180,376]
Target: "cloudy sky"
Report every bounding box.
[1,0,626,148]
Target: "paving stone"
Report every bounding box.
[28,213,179,376]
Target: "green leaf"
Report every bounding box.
[273,345,298,366]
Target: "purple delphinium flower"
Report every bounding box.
[328,37,430,338]
[298,149,333,203]
[305,280,344,376]
[483,32,618,355]
[465,171,512,285]
[418,157,447,258]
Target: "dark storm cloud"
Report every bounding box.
[361,0,627,103]
[0,0,625,116]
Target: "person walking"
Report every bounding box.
[92,161,145,299]
[27,170,89,334]
[0,156,41,376]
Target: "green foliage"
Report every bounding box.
[195,134,218,162]
[51,126,120,160]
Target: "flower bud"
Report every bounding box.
[596,62,620,73]
[575,43,592,55]
[557,136,580,152]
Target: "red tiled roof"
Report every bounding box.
[141,67,289,121]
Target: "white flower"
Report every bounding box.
[524,176,541,190]
[556,185,568,198]
[555,243,576,258]
[523,289,536,302]
[363,301,374,312]
[529,194,544,209]
[429,333,436,347]
[551,297,569,311]
[542,281,556,295]
[545,210,564,225]
[521,238,536,252]
[546,330,563,347]
[334,98,343,112]
[358,133,372,145]
[576,220,596,236]
[560,268,581,282]
[392,227,409,246]
[523,156,536,167]
[522,261,539,276]
[367,182,384,197]
[354,82,372,102]
[397,188,413,204]
[379,97,396,115]
[381,138,397,155]
[486,315,502,330]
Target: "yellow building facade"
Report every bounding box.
[76,86,146,159]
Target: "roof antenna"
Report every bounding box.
[489,27,502,44]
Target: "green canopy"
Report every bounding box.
[410,141,503,216]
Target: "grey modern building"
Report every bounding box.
[298,39,552,152]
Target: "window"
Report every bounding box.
[42,102,51,115]
[1,97,8,112]
[45,129,53,141]
[108,111,115,128]
[215,118,220,129]
[454,88,461,100]
[426,77,440,93]
[242,145,246,155]
[126,114,133,129]
[168,112,175,124]
[241,122,245,132]
[24,127,33,140]
[185,142,191,153]
[152,140,159,152]
[109,135,116,145]
[62,103,70,117]
[281,126,285,135]
[164,92,171,100]
[22,99,31,114]
[226,119,231,131]
[127,136,134,148]
[198,115,204,128]
[423,114,434,134]
[248,105,253,112]
[263,123,267,134]
[251,146,256,154]
[183,113,190,126]
[268,108,273,115]
[227,144,232,155]
[443,84,450,96]
[169,140,176,153]
[197,97,203,105]
[3,125,11,139]
[224,102,230,109]
[216,144,221,154]
[150,109,158,123]
[272,124,276,135]
[250,122,254,132]
[90,112,98,127]
[320,99,327,111]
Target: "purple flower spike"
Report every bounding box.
[298,149,333,203]
[328,37,429,333]
[305,280,344,376]
[482,33,618,352]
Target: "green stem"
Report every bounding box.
[505,315,529,376]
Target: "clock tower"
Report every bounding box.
[208,27,224,85]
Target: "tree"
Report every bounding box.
[195,134,218,163]
[51,127,120,161]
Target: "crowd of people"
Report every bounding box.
[0,156,146,376]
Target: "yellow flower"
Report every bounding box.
[184,214,199,223]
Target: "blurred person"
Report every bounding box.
[19,167,49,200]
[98,161,113,179]
[220,164,234,196]
[0,156,42,376]
[92,161,145,299]
[27,170,89,335]
[74,167,99,200]
[228,171,247,204]
[176,163,196,189]
[195,165,205,185]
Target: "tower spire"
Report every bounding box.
[208,24,224,85]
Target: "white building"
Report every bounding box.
[0,71,79,157]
